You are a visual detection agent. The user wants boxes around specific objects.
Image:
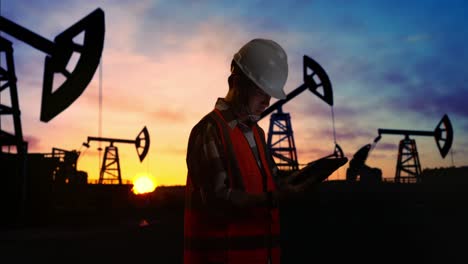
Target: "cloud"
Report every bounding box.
[418,92,468,117]
[157,144,187,156]
[296,147,332,162]
[149,108,187,123]
[382,71,409,86]
[406,34,431,43]
[374,142,397,151]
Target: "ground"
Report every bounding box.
[2,182,467,263]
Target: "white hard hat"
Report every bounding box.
[233,38,288,100]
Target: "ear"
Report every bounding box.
[228,74,241,90]
[228,74,234,88]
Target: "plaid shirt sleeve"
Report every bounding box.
[186,117,237,206]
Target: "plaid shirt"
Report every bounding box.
[186,98,279,207]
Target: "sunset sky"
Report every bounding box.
[1,0,467,186]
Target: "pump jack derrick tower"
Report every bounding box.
[260,55,344,171]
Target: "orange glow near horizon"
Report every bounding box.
[132,174,157,194]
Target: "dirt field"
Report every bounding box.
[2,182,467,263]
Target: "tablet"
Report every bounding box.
[288,157,348,185]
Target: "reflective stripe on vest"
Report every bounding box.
[184,109,281,264]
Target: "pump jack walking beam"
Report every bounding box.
[374,114,453,158]
[0,8,105,122]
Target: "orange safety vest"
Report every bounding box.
[184,109,281,264]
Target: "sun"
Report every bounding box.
[132,174,157,194]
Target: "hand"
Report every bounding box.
[272,181,303,205]
[283,169,323,192]
[273,170,322,205]
[294,173,322,192]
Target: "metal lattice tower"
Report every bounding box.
[0,37,26,154]
[267,107,298,171]
[99,145,122,184]
[395,137,422,183]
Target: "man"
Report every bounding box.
[184,39,307,264]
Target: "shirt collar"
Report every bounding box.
[215,98,258,129]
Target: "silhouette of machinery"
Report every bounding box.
[0,8,105,154]
[373,114,453,183]
[0,8,105,222]
[260,55,343,171]
[83,126,150,185]
[346,144,382,183]
[49,147,88,185]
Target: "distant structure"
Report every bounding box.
[373,114,453,183]
[422,166,468,184]
[260,55,343,171]
[49,148,88,185]
[83,126,150,185]
[346,144,382,183]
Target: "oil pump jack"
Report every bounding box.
[372,114,453,183]
[0,8,104,160]
[346,143,383,183]
[83,126,150,185]
[260,55,345,171]
[0,8,105,223]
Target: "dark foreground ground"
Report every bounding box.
[1,180,468,264]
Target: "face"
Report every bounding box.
[248,85,271,116]
[229,73,271,116]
